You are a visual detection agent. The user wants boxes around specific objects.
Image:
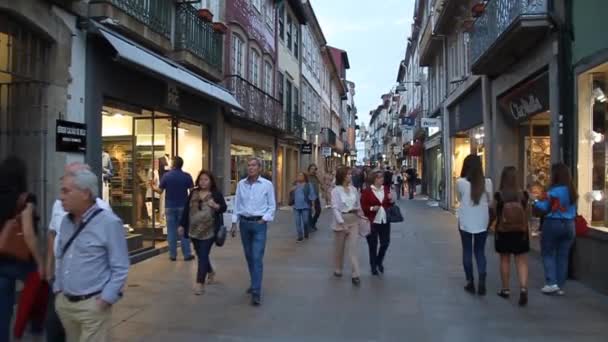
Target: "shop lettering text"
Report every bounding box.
[57,125,86,136]
[509,94,543,120]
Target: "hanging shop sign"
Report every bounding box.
[401,116,416,127]
[300,143,313,154]
[321,146,332,157]
[498,71,549,122]
[421,118,441,128]
[56,119,87,153]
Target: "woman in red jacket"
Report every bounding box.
[360,170,394,275]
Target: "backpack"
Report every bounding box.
[498,192,528,233]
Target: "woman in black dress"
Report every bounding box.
[493,166,530,306]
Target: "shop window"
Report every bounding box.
[250,49,260,87]
[230,144,273,195]
[578,68,608,229]
[231,34,245,77]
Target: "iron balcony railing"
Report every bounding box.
[286,112,304,138]
[224,75,284,131]
[91,0,172,38]
[469,0,549,67]
[175,4,223,70]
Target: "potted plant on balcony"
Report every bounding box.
[471,1,486,18]
[212,22,228,34]
[197,8,214,22]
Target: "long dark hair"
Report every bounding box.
[195,170,218,193]
[335,166,351,186]
[499,166,521,201]
[461,154,485,205]
[551,163,577,204]
[0,156,28,227]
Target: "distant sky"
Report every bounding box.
[309,0,415,127]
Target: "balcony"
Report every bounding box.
[285,113,304,140]
[224,75,284,131]
[469,0,552,77]
[418,13,442,66]
[89,0,173,51]
[172,4,223,81]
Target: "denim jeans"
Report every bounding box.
[459,229,488,281]
[294,209,310,238]
[541,218,575,287]
[239,221,268,296]
[165,207,192,259]
[192,238,214,284]
[0,260,35,342]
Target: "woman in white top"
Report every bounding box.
[331,166,362,286]
[456,154,493,296]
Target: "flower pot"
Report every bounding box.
[471,2,486,18]
[212,22,228,34]
[197,9,213,22]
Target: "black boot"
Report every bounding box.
[464,279,476,294]
[478,273,487,296]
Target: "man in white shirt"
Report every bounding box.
[230,157,276,306]
[45,163,112,342]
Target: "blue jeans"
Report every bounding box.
[165,207,192,259]
[541,219,575,287]
[459,229,488,281]
[192,238,214,284]
[239,221,268,296]
[294,209,310,238]
[0,260,35,342]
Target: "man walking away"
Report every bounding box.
[54,169,129,342]
[308,164,322,232]
[406,168,417,200]
[231,158,276,306]
[393,168,403,201]
[153,156,195,261]
[383,167,393,187]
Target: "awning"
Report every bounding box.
[93,22,242,111]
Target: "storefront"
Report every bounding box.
[448,83,484,209]
[86,24,240,254]
[497,71,551,192]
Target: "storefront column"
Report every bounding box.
[214,112,230,194]
[549,53,564,164]
[481,76,493,181]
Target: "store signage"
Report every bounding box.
[498,72,549,122]
[401,116,416,127]
[166,83,180,110]
[56,119,86,153]
[300,143,313,154]
[421,118,441,128]
[321,146,332,157]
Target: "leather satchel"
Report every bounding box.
[386,205,404,223]
[0,193,32,261]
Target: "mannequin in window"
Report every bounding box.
[146,159,161,227]
[159,154,170,180]
[102,150,113,202]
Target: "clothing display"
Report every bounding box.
[158,155,170,180]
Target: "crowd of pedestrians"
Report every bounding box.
[0,151,585,340]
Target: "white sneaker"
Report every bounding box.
[541,284,560,294]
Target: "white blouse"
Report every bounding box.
[371,185,387,224]
[331,185,360,225]
[456,177,493,234]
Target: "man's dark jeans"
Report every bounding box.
[310,199,322,229]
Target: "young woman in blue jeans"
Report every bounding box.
[456,155,493,296]
[290,172,316,242]
[179,170,227,295]
[534,163,577,296]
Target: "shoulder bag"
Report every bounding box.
[386,205,404,223]
[214,209,227,247]
[0,193,32,261]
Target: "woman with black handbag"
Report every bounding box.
[179,170,227,295]
[0,156,44,341]
[361,170,395,275]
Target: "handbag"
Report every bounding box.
[386,205,404,223]
[214,213,227,247]
[0,193,32,261]
[358,217,371,237]
[575,214,589,237]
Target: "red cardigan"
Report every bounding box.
[361,186,392,222]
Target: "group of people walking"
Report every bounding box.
[456,154,578,307]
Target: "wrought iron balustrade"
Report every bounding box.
[224,75,284,131]
[91,0,172,38]
[470,0,548,67]
[175,4,223,70]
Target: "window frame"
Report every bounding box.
[264,61,273,95]
[250,49,261,87]
[278,3,285,41]
[231,33,245,77]
[286,14,293,51]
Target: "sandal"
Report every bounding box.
[519,288,528,306]
[497,289,510,299]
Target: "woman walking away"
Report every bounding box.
[0,156,44,341]
[534,163,577,296]
[290,172,317,242]
[493,166,530,306]
[361,170,394,276]
[179,170,227,295]
[457,154,493,296]
[331,166,363,286]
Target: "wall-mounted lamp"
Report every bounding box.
[587,130,605,144]
[586,190,604,202]
[593,87,607,103]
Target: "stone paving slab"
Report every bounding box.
[102,200,608,342]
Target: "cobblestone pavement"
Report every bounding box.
[106,199,608,342]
